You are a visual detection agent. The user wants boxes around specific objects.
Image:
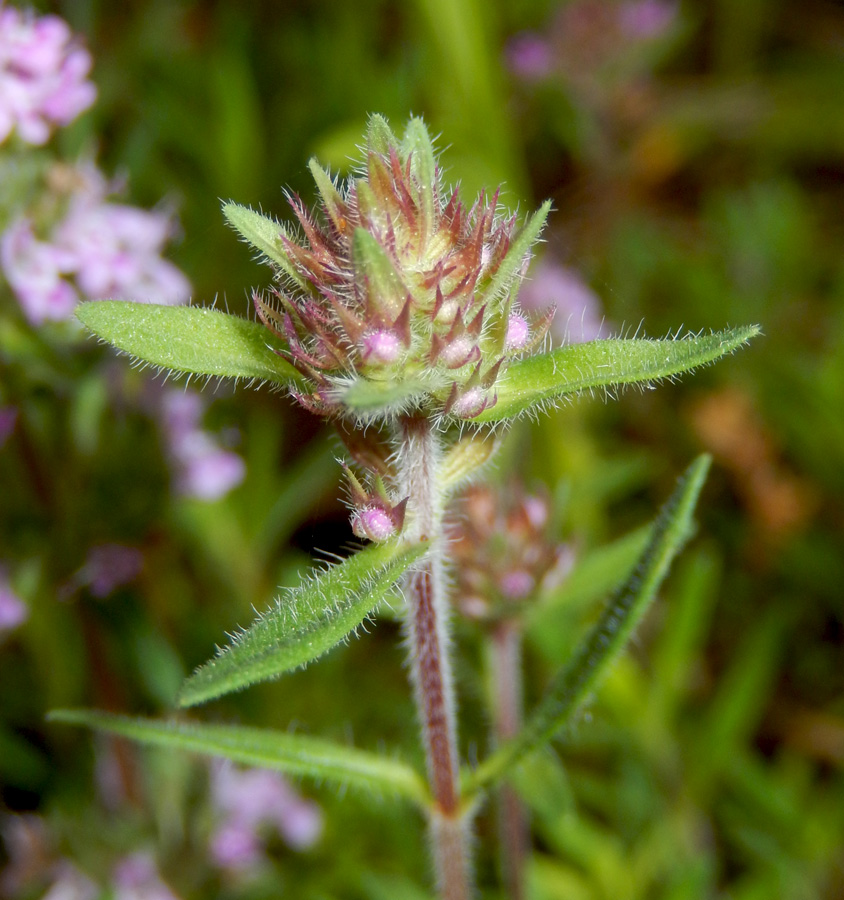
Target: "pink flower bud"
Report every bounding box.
[361,330,402,365]
[505,314,530,350]
[449,386,488,419]
[351,507,397,542]
[498,569,535,600]
[440,336,479,369]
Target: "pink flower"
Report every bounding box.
[0,8,96,145]
[518,257,606,344]
[112,853,181,900]
[505,32,554,81]
[1,163,191,324]
[0,569,27,634]
[159,390,245,501]
[0,219,79,324]
[619,0,677,38]
[209,762,323,871]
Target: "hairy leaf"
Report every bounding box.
[222,202,306,286]
[77,302,300,386]
[178,539,429,707]
[48,710,428,807]
[475,326,761,422]
[465,455,711,795]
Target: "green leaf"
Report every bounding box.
[401,117,437,241]
[475,326,761,422]
[353,227,408,319]
[335,375,432,419]
[308,159,348,237]
[481,200,551,306]
[367,114,399,156]
[178,539,429,707]
[48,710,428,807]
[464,455,711,795]
[76,302,301,386]
[222,202,306,287]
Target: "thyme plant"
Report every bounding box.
[53,115,758,899]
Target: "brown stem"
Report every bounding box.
[398,415,472,900]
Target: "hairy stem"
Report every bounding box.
[398,415,472,900]
[491,620,528,900]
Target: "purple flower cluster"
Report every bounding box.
[0,567,27,635]
[506,0,677,84]
[209,762,323,872]
[0,7,96,145]
[518,257,606,345]
[1,163,191,325]
[159,390,245,501]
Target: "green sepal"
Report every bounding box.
[177,538,429,707]
[464,454,711,796]
[401,117,437,242]
[48,710,429,808]
[353,227,409,319]
[76,301,301,386]
[481,200,551,309]
[335,375,432,420]
[222,202,306,287]
[308,159,348,237]
[366,114,399,157]
[474,325,761,423]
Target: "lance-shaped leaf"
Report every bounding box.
[178,539,429,707]
[222,202,306,287]
[48,710,428,807]
[474,326,761,423]
[464,455,711,796]
[77,302,301,386]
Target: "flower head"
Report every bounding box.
[449,483,574,621]
[237,116,552,422]
[0,8,96,145]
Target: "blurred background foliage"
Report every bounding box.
[1,0,843,897]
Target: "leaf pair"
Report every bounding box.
[53,455,711,807]
[76,300,759,421]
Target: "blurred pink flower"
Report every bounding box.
[1,163,191,325]
[40,862,98,900]
[113,853,181,900]
[0,7,96,145]
[505,32,554,81]
[209,762,323,871]
[78,544,144,598]
[159,390,245,501]
[518,257,606,344]
[619,0,677,38]
[0,568,27,634]
[0,406,18,447]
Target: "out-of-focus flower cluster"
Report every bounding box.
[449,483,574,622]
[519,256,606,345]
[507,0,677,90]
[0,6,96,146]
[0,816,181,900]
[1,162,191,325]
[158,389,246,501]
[209,762,323,873]
[0,566,27,635]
